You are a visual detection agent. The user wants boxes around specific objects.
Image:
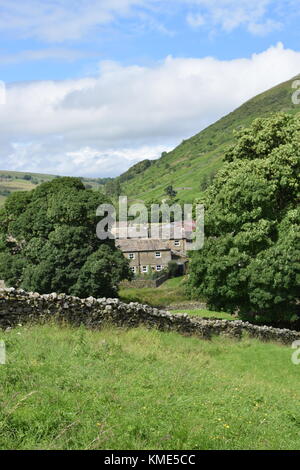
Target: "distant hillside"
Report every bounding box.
[120,75,300,203]
[0,170,110,207]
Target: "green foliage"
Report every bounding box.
[0,177,132,297]
[188,113,300,323]
[105,179,122,199]
[118,159,153,183]
[168,260,180,278]
[164,185,177,199]
[1,323,300,450]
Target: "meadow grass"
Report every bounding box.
[0,322,300,450]
[173,309,234,320]
[119,276,192,308]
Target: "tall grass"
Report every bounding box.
[0,322,299,450]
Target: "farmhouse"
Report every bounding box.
[116,236,188,275]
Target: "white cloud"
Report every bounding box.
[0,0,145,42]
[183,0,296,35]
[248,19,282,36]
[186,13,205,28]
[0,0,296,42]
[1,43,300,177]
[0,48,91,65]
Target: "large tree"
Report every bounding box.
[188,113,300,323]
[0,177,132,298]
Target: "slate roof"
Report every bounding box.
[116,239,170,253]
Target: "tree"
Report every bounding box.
[164,185,177,199]
[187,113,300,324]
[0,177,132,298]
[105,179,122,198]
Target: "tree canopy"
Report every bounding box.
[0,177,132,298]
[188,113,300,323]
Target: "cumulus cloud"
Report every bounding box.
[1,43,300,177]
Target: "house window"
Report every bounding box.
[174,240,180,247]
[130,266,136,273]
[129,253,135,260]
[155,252,161,258]
[156,265,162,272]
[142,266,148,273]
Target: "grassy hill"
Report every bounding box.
[120,75,300,203]
[0,170,110,207]
[1,322,300,450]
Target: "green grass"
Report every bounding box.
[0,322,300,450]
[119,276,191,308]
[173,309,235,320]
[121,75,300,203]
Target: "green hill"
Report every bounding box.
[120,75,300,203]
[0,170,110,207]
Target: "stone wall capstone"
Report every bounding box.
[0,288,299,345]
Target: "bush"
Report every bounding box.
[168,261,180,278]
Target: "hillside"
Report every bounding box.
[120,75,300,203]
[0,170,110,207]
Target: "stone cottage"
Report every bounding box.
[116,236,188,275]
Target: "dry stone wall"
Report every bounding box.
[0,288,299,345]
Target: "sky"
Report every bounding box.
[0,0,300,177]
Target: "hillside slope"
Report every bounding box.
[0,170,110,206]
[121,75,300,203]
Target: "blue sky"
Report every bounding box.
[0,0,300,177]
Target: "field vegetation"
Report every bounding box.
[0,323,299,450]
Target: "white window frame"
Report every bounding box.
[129,253,135,260]
[130,266,136,273]
[155,251,161,258]
[142,265,148,273]
[174,240,180,247]
[156,265,162,272]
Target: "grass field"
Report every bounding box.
[173,309,234,320]
[0,323,299,450]
[119,276,192,308]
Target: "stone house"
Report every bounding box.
[116,236,188,275]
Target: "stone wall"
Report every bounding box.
[0,288,299,345]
